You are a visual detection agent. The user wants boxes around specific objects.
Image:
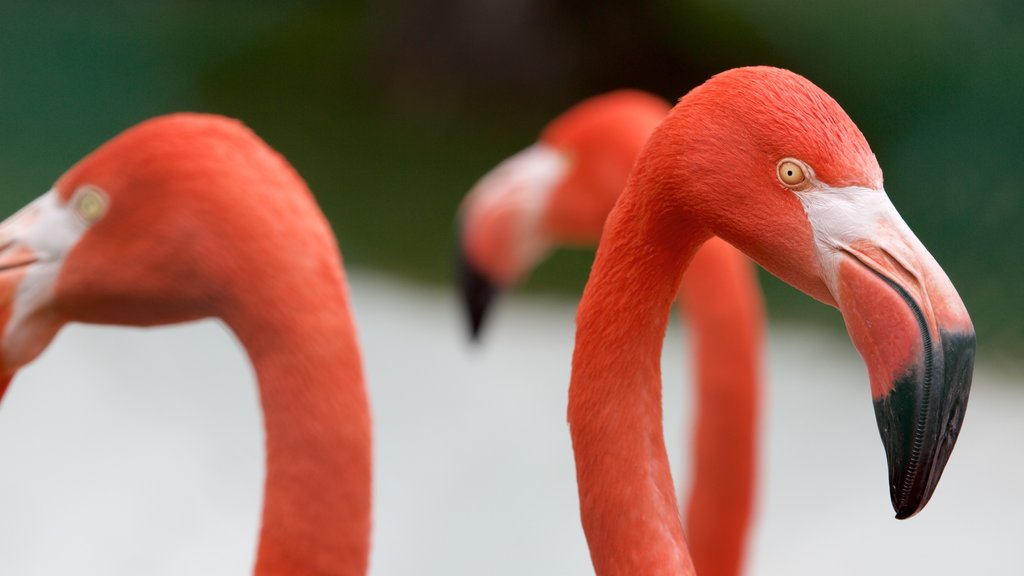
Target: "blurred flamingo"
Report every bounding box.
[569,67,975,574]
[0,114,372,576]
[457,90,761,576]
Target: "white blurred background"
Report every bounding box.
[0,272,1019,575]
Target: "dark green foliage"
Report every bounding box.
[0,1,1019,355]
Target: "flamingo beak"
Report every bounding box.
[0,190,83,402]
[834,229,975,519]
[457,235,501,341]
[456,144,569,341]
[0,208,44,400]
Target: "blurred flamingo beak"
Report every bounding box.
[456,233,501,341]
[456,144,568,341]
[836,232,975,519]
[0,225,41,401]
[0,191,77,402]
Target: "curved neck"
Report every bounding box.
[678,237,764,576]
[569,170,709,575]
[223,262,371,576]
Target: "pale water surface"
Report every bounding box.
[0,272,1019,574]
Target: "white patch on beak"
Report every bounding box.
[461,144,569,277]
[2,189,92,368]
[792,182,925,302]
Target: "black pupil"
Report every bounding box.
[787,170,793,176]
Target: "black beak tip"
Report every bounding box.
[468,303,487,342]
[457,248,500,342]
[877,329,975,520]
[894,500,922,520]
[892,482,927,520]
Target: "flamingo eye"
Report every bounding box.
[777,159,807,187]
[73,186,109,224]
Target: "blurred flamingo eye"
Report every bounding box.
[73,186,108,224]
[777,159,807,187]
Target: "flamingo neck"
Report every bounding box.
[678,238,764,576]
[223,261,371,576]
[569,168,710,575]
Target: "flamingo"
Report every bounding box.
[0,114,371,576]
[457,90,761,576]
[568,67,975,574]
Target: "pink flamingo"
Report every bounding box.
[458,90,761,576]
[0,114,372,576]
[569,67,975,574]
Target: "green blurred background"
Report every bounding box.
[1,1,1020,358]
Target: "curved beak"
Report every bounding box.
[455,144,568,342]
[835,222,975,519]
[0,190,77,401]
[0,204,45,401]
[456,235,500,342]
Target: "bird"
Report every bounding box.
[457,90,762,576]
[568,67,976,575]
[0,114,372,576]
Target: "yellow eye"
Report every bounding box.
[74,186,108,223]
[777,159,806,187]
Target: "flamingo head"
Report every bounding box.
[0,113,331,399]
[458,90,669,338]
[646,66,975,518]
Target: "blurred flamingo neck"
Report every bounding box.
[678,238,763,576]
[569,169,710,575]
[224,264,371,576]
